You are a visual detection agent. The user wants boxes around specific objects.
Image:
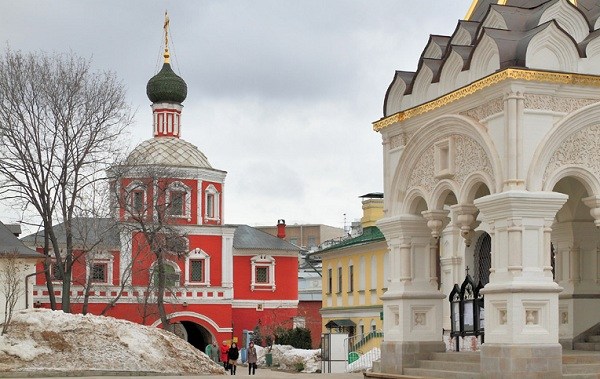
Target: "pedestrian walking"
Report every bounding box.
[227,342,239,375]
[209,341,220,363]
[204,342,213,359]
[247,341,257,375]
[220,341,229,371]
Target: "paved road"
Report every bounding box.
[25,370,365,379]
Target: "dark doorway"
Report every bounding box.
[181,321,212,351]
[474,232,491,286]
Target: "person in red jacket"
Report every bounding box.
[220,341,229,371]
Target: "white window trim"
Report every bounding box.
[86,251,114,286]
[251,254,276,291]
[184,248,211,286]
[167,181,192,221]
[204,184,220,222]
[125,180,148,218]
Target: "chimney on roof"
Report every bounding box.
[277,219,286,239]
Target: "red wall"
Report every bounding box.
[298,300,322,348]
[231,306,297,347]
[232,256,298,300]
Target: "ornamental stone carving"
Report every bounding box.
[408,146,437,193]
[524,94,597,114]
[544,124,600,183]
[454,135,494,185]
[389,133,406,149]
[407,135,493,195]
[460,97,503,121]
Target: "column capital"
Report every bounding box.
[449,204,479,247]
[421,209,450,239]
[377,214,429,241]
[474,190,567,220]
[582,195,600,227]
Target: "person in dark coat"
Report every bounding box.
[227,342,239,375]
[247,341,258,375]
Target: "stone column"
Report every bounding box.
[377,214,446,374]
[475,191,567,378]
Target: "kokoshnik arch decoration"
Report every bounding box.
[374,1,600,377]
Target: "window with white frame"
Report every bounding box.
[167,181,191,220]
[337,265,342,293]
[204,184,220,221]
[251,255,275,291]
[348,263,354,292]
[184,248,211,286]
[86,252,114,285]
[126,181,147,217]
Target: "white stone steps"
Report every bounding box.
[418,359,480,372]
[403,367,480,379]
[429,352,481,363]
[563,363,600,374]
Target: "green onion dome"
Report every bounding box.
[146,62,187,103]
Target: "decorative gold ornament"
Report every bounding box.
[373,68,600,132]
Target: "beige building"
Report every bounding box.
[257,222,346,250]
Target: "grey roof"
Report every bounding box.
[0,222,43,259]
[383,0,600,116]
[233,225,301,251]
[21,218,120,250]
[126,137,212,169]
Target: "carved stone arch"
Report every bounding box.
[584,36,600,75]
[469,34,500,83]
[542,166,600,196]
[539,0,589,43]
[528,102,600,192]
[526,23,580,72]
[412,65,434,106]
[439,51,464,95]
[430,179,460,211]
[385,79,406,117]
[390,115,502,217]
[480,8,508,33]
[401,188,430,215]
[459,172,494,204]
[452,26,472,46]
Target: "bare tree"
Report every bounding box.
[109,164,189,330]
[0,252,30,335]
[0,48,133,313]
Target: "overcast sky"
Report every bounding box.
[0,0,473,231]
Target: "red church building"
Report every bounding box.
[25,33,300,351]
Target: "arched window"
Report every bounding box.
[474,232,491,285]
[167,181,191,220]
[184,248,210,286]
[251,255,275,291]
[204,184,220,222]
[125,180,147,217]
[150,260,181,288]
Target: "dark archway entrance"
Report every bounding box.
[181,321,213,351]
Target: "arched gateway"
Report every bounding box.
[374,1,600,377]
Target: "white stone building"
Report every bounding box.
[374,0,600,377]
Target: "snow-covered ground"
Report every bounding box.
[0,308,323,375]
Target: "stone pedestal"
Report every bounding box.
[481,344,562,379]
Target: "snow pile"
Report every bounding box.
[346,347,380,373]
[255,344,321,373]
[0,309,225,375]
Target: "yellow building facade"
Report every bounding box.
[315,194,387,354]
